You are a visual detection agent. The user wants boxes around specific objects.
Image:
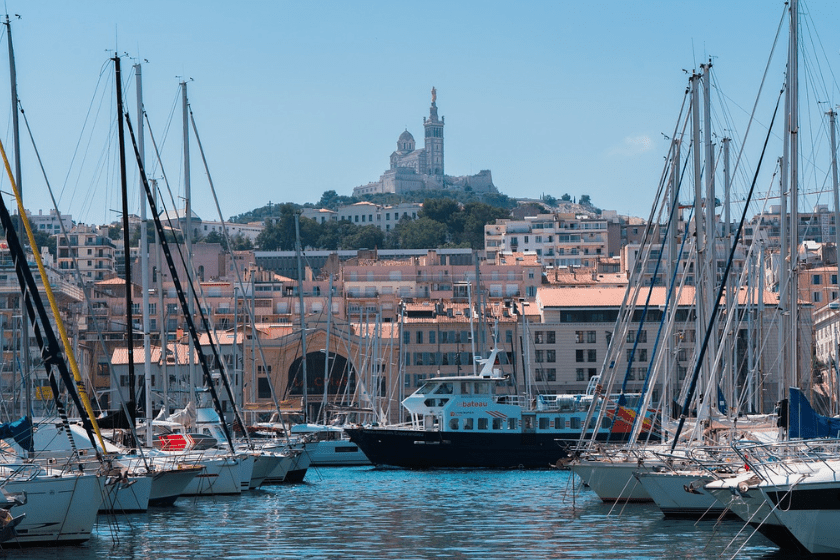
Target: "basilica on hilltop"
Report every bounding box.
[353,88,496,197]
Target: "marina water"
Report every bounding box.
[7,467,781,559]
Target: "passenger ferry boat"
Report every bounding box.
[346,346,659,469]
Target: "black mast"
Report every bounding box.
[123,112,244,452]
[113,54,137,418]
[0,187,100,456]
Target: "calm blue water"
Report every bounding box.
[4,467,784,560]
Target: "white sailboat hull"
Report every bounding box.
[571,459,654,502]
[99,473,152,513]
[3,470,102,546]
[635,471,721,518]
[761,474,840,555]
[180,454,242,496]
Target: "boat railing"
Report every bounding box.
[576,444,657,463]
[0,462,44,484]
[731,438,840,480]
[495,395,529,407]
[647,445,742,476]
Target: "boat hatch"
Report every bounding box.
[424,398,450,408]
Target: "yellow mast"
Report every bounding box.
[0,136,108,451]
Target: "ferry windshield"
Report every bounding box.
[433,383,454,394]
[415,382,439,395]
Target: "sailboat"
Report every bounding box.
[0,129,104,545]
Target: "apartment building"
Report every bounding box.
[56,224,115,283]
[28,209,73,236]
[529,285,787,413]
[484,212,620,264]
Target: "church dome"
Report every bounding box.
[397,130,415,153]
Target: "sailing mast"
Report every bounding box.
[4,15,29,418]
[829,109,840,414]
[788,0,800,394]
[135,61,153,444]
[319,273,333,424]
[123,112,242,453]
[114,54,137,420]
[181,80,197,403]
[295,213,309,422]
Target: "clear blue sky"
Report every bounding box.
[1,1,839,226]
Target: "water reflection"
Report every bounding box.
[4,468,778,559]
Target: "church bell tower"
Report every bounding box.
[423,87,444,177]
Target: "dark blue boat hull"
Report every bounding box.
[345,427,634,469]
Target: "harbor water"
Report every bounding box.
[6,467,782,560]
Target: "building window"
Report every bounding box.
[627,330,647,343]
[534,350,544,363]
[403,331,410,344]
[576,349,584,362]
[813,274,822,285]
[587,349,596,362]
[416,331,423,344]
[258,377,272,399]
[814,292,822,303]
[586,331,596,343]
[429,330,436,344]
[576,368,585,381]
[546,350,556,363]
[588,368,597,379]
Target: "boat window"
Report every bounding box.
[416,382,437,395]
[523,416,535,430]
[474,382,488,394]
[602,417,611,428]
[460,382,471,394]
[449,418,459,430]
[569,417,581,430]
[555,417,565,429]
[434,383,453,394]
[492,418,503,430]
[589,417,598,430]
[539,417,549,430]
[507,418,517,430]
[463,418,474,430]
[478,418,488,430]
